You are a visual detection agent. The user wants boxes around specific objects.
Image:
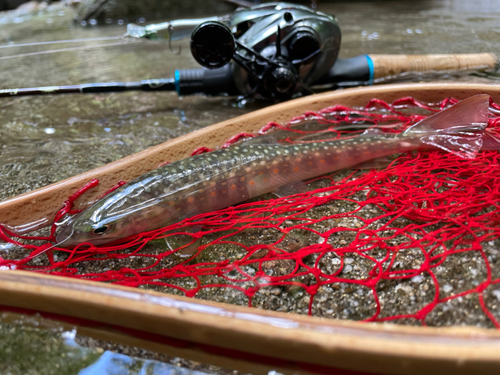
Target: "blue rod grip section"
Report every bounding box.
[174,70,180,95]
[365,55,374,84]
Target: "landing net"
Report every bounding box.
[2,96,500,327]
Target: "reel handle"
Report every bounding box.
[190,21,235,70]
[368,53,498,80]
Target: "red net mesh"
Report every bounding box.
[1,96,500,327]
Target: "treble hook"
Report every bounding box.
[168,24,182,55]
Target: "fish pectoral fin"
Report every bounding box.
[165,235,203,258]
[273,180,311,198]
[164,224,204,257]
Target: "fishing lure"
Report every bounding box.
[56,95,495,248]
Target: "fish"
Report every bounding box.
[56,94,495,248]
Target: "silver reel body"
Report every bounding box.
[228,3,341,98]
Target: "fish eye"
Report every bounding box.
[91,225,110,235]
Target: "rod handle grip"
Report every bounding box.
[368,53,498,80]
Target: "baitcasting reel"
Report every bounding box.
[191,4,341,99]
[128,2,341,100]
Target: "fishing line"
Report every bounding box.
[23,231,76,263]
[0,40,140,61]
[0,36,124,49]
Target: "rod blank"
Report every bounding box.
[0,79,176,98]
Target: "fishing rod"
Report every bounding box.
[0,2,497,101]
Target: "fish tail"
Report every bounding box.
[480,128,500,150]
[403,94,493,158]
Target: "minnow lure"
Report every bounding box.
[56,95,494,247]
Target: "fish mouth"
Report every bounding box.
[54,230,79,249]
[55,217,76,244]
[55,226,123,249]
[54,217,137,249]
[54,217,88,249]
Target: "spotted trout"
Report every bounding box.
[56,95,495,247]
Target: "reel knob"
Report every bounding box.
[264,66,297,99]
[190,21,236,69]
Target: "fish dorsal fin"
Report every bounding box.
[404,94,489,135]
[360,128,385,136]
[241,134,278,145]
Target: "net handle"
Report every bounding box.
[368,53,498,80]
[2,270,500,374]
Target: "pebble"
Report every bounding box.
[270,288,281,296]
[411,275,423,283]
[442,284,453,293]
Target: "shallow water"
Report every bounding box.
[1,0,500,374]
[1,0,500,201]
[0,312,218,375]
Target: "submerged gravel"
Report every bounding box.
[1,0,500,373]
